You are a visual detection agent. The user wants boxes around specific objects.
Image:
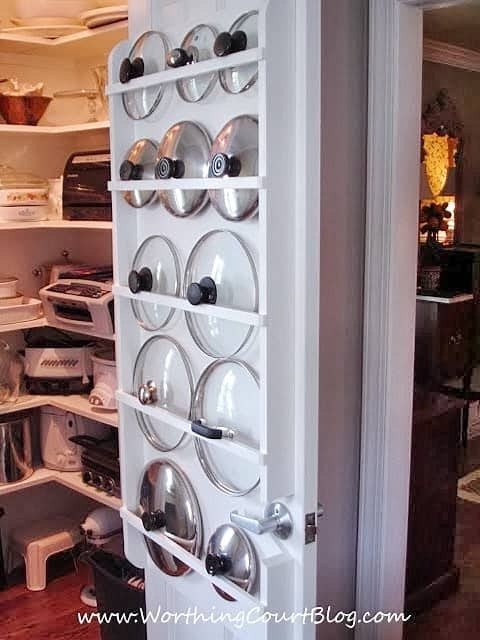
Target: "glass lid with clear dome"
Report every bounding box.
[139,459,202,577]
[156,121,211,217]
[119,139,158,208]
[120,31,170,120]
[215,11,258,95]
[129,235,180,330]
[208,115,258,221]
[133,336,193,451]
[184,230,258,357]
[166,24,218,102]
[192,359,260,496]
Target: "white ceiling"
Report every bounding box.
[424,0,480,51]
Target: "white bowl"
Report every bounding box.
[13,0,95,20]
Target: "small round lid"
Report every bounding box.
[120,31,170,120]
[133,336,192,451]
[206,524,256,600]
[139,460,202,577]
[120,139,158,209]
[216,11,258,95]
[208,115,258,221]
[129,235,180,330]
[184,230,258,357]
[167,24,218,103]
[193,359,260,496]
[156,121,211,217]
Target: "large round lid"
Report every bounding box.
[120,139,158,208]
[206,523,256,600]
[184,230,258,357]
[129,235,180,330]
[133,336,192,451]
[139,460,202,577]
[166,24,218,103]
[156,121,211,218]
[120,31,170,120]
[215,11,258,95]
[208,115,258,221]
[192,359,260,496]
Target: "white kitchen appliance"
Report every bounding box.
[39,407,108,471]
[25,344,94,394]
[89,346,117,410]
[0,165,48,222]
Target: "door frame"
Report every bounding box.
[356,1,466,639]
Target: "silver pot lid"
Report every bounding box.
[206,524,257,601]
[120,31,170,120]
[208,115,258,221]
[120,139,158,209]
[167,24,218,103]
[129,235,180,330]
[156,121,211,217]
[193,359,260,496]
[184,230,258,357]
[133,336,192,451]
[139,460,202,577]
[215,11,259,95]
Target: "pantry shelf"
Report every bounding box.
[0,121,109,136]
[0,317,47,333]
[0,220,112,230]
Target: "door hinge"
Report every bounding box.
[305,504,324,544]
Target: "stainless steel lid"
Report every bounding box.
[184,230,258,357]
[215,11,258,95]
[129,235,180,330]
[208,115,258,221]
[156,121,211,217]
[120,31,170,120]
[167,24,218,102]
[206,524,256,600]
[133,336,192,451]
[120,139,158,208]
[139,460,202,577]
[192,359,260,496]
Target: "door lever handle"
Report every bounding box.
[230,502,293,539]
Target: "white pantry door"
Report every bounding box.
[110,1,321,638]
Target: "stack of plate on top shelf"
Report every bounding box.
[6,0,94,37]
[79,5,127,29]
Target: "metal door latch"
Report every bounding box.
[305,504,324,544]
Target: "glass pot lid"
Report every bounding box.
[156,121,211,218]
[120,139,158,209]
[208,115,258,221]
[120,31,170,120]
[184,230,258,357]
[206,524,257,601]
[129,235,180,330]
[215,11,259,95]
[139,460,202,577]
[192,359,260,496]
[166,24,218,103]
[133,336,193,451]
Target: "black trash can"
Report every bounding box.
[83,549,146,640]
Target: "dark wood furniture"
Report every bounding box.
[405,390,464,615]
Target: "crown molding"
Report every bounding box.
[424,37,480,73]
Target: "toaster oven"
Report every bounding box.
[62,150,111,221]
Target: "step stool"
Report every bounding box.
[9,516,82,591]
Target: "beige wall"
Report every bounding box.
[423,60,480,244]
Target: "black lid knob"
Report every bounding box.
[129,267,153,293]
[119,56,145,84]
[209,153,241,178]
[187,276,217,306]
[166,47,194,68]
[141,510,166,532]
[205,553,232,576]
[214,30,248,57]
[155,157,185,179]
[119,159,144,181]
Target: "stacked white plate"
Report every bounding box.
[79,5,127,28]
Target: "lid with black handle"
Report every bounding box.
[120,139,158,209]
[156,121,211,217]
[208,115,258,221]
[139,460,202,577]
[215,11,259,95]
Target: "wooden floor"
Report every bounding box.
[0,563,100,640]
